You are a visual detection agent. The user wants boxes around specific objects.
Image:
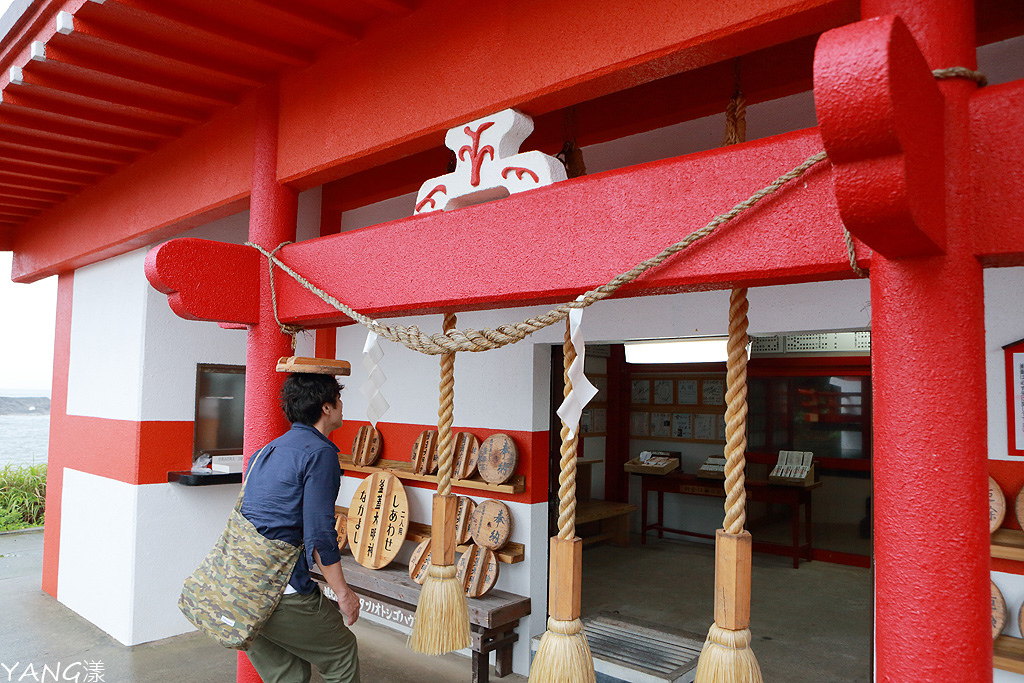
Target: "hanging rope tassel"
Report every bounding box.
[409,312,471,655]
[529,319,596,683]
[694,287,763,683]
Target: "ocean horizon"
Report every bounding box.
[0,414,49,468]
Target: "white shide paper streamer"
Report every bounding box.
[361,331,390,427]
[556,301,598,439]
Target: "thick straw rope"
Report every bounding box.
[557,320,578,540]
[722,288,749,534]
[436,312,457,496]
[245,151,826,354]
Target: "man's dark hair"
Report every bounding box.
[280,373,342,426]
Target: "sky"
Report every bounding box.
[0,253,57,396]
[1,1,56,396]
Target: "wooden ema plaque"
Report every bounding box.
[456,496,477,545]
[411,430,439,475]
[334,513,348,552]
[1014,486,1024,531]
[477,433,518,485]
[470,499,512,550]
[457,543,499,598]
[453,432,480,480]
[409,538,432,585]
[352,425,382,467]
[990,476,1007,533]
[347,472,409,569]
[993,580,1007,639]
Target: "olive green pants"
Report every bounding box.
[246,590,360,683]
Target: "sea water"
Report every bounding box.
[0,415,49,468]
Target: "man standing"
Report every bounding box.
[241,373,361,683]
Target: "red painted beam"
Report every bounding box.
[59,12,272,88]
[8,67,209,125]
[10,95,255,282]
[970,79,1024,267]
[254,129,858,325]
[145,238,259,324]
[40,41,240,108]
[814,15,945,258]
[278,0,858,188]
[102,0,314,67]
[0,173,83,195]
[0,88,182,139]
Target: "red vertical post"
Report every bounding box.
[863,1,989,680]
[238,84,297,683]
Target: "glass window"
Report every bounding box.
[194,364,246,460]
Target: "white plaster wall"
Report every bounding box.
[66,189,322,422]
[66,249,149,421]
[58,468,138,644]
[57,468,242,645]
[985,267,1024,462]
[987,267,1024,683]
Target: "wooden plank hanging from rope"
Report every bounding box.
[276,356,352,375]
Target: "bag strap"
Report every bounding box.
[234,445,271,512]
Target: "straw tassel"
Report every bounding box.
[529,319,595,683]
[694,287,763,683]
[409,312,471,655]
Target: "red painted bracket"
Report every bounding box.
[814,15,945,258]
[144,238,259,324]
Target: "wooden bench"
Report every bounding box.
[313,554,530,683]
[575,499,636,547]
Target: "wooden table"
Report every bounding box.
[312,555,530,683]
[634,471,821,568]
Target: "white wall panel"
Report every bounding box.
[57,468,242,646]
[58,468,138,644]
[985,268,1024,461]
[66,249,149,420]
[131,480,241,643]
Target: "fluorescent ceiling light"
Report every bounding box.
[624,338,731,364]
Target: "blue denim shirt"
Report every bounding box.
[240,423,342,594]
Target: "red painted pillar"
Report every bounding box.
[863,1,989,680]
[238,84,297,683]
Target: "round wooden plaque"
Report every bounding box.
[347,471,409,569]
[992,580,1007,639]
[1014,486,1024,532]
[457,543,499,598]
[352,425,382,467]
[411,430,439,475]
[334,512,348,552]
[456,496,477,545]
[477,434,519,485]
[453,432,480,480]
[990,477,1006,533]
[470,499,512,550]
[409,538,432,585]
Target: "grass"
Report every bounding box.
[0,464,46,532]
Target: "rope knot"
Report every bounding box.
[546,617,583,636]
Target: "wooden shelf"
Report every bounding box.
[996,635,1024,674]
[339,456,525,495]
[992,528,1024,562]
[336,505,524,565]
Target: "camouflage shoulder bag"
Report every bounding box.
[178,446,303,650]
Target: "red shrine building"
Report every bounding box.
[2,0,1023,681]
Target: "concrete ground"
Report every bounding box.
[0,529,525,683]
[582,535,873,683]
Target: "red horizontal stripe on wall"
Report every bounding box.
[333,421,549,505]
[50,415,195,486]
